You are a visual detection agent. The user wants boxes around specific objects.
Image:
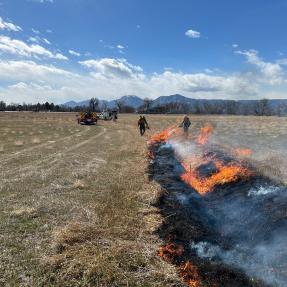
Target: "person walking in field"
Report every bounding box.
[179,115,191,137]
[76,114,80,124]
[112,110,118,122]
[138,116,149,136]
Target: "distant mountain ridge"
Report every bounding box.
[63,94,287,115]
[63,95,144,109]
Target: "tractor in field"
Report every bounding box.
[78,111,97,125]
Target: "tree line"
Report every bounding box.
[144,98,287,116]
[0,101,77,112]
[0,98,150,113]
[1,97,286,116]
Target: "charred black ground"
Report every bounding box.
[148,140,287,287]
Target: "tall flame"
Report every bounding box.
[148,126,179,145]
[181,159,253,195]
[149,123,253,195]
[152,123,255,286]
[197,124,213,145]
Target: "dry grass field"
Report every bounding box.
[1,112,287,287]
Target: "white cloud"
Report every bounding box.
[185,29,201,38]
[79,58,144,79]
[43,38,51,45]
[0,17,22,32]
[149,71,256,96]
[84,51,92,57]
[117,45,125,54]
[0,60,82,102]
[0,60,74,82]
[28,36,39,43]
[276,58,287,65]
[4,53,287,104]
[0,81,63,104]
[105,44,114,49]
[69,49,81,57]
[76,59,257,101]
[28,36,51,45]
[9,82,52,92]
[232,44,239,48]
[0,35,68,60]
[29,0,54,3]
[32,28,40,34]
[236,49,284,85]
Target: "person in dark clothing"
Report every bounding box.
[112,110,118,122]
[179,115,191,137]
[138,116,149,136]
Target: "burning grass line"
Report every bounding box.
[181,159,253,195]
[148,124,271,286]
[157,242,202,287]
[148,125,181,145]
[197,123,213,145]
[149,125,255,196]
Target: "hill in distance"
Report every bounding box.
[63,95,144,109]
[63,94,287,115]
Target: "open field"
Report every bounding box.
[1,112,287,286]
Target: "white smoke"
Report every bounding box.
[190,241,221,259]
[158,142,173,150]
[248,185,281,197]
[158,125,287,286]
[176,193,190,205]
[168,138,202,160]
[191,240,287,287]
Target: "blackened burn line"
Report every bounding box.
[147,125,287,287]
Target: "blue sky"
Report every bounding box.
[0,0,287,103]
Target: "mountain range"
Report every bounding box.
[63,94,287,115]
[63,95,144,110]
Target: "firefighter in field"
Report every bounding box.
[179,115,191,137]
[138,116,149,136]
[76,113,80,124]
[112,110,118,122]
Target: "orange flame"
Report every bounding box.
[235,148,252,157]
[179,261,201,287]
[197,124,213,145]
[181,159,252,195]
[157,242,184,263]
[158,242,202,286]
[147,151,155,159]
[148,126,179,145]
